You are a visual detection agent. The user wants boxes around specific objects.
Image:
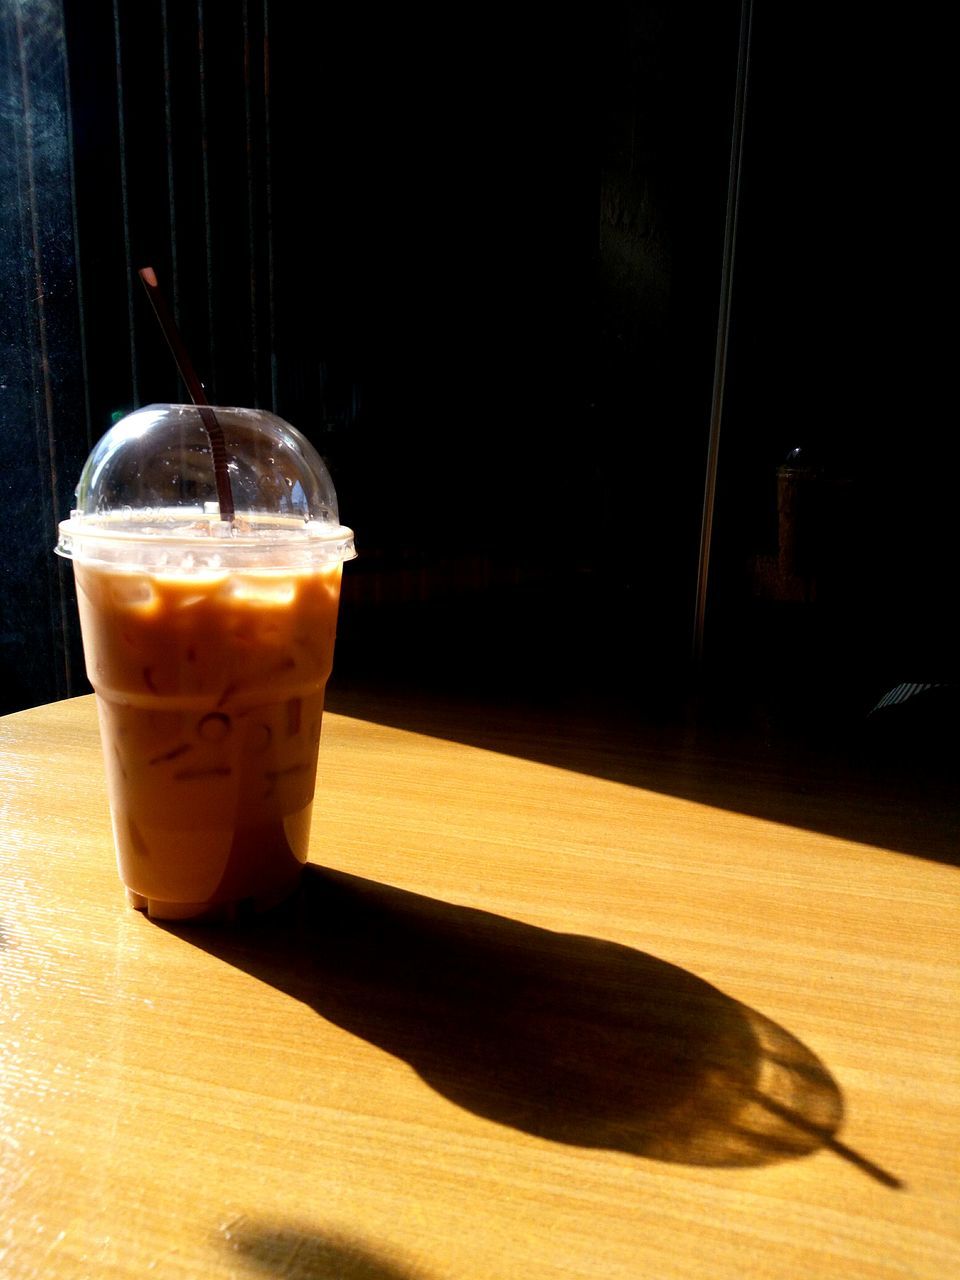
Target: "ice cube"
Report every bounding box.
[109,577,155,608]
[228,575,297,605]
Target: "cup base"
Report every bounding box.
[126,878,301,923]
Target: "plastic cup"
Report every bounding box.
[55,404,356,921]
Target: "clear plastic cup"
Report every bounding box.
[56,404,356,921]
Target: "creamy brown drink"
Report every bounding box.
[76,559,342,917]
[57,405,355,920]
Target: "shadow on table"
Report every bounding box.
[325,686,960,868]
[219,1221,424,1280]
[167,867,899,1185]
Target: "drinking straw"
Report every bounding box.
[137,266,235,521]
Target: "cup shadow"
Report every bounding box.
[219,1221,424,1280]
[168,865,882,1174]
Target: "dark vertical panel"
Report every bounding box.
[0,0,88,713]
[196,0,216,395]
[589,1,742,687]
[61,11,93,454]
[160,0,180,324]
[693,0,753,666]
[242,0,259,401]
[117,0,189,401]
[111,0,139,405]
[160,0,211,396]
[201,0,257,406]
[262,0,277,409]
[61,0,135,427]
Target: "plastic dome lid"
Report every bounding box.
[56,404,356,570]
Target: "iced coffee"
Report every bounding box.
[56,405,355,920]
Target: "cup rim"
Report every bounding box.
[55,511,357,566]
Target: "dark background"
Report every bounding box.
[2,2,953,751]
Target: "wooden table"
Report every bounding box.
[1,692,957,1279]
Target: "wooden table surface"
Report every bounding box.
[1,691,957,1279]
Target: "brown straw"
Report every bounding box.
[137,267,235,521]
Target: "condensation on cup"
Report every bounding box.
[56,403,356,922]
